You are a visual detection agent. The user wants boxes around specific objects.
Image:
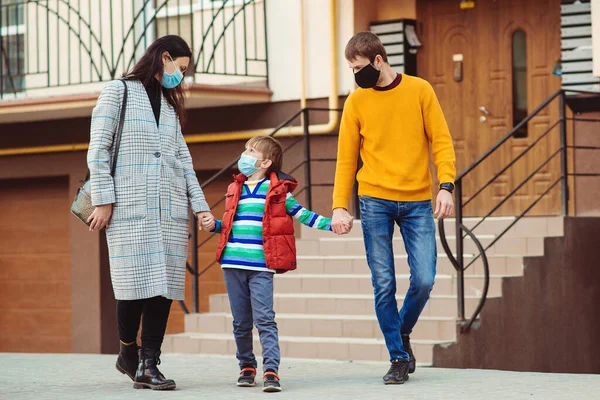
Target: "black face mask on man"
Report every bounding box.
[354,63,381,88]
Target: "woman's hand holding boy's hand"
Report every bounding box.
[202,216,216,231]
[196,211,215,231]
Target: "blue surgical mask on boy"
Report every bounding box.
[238,153,263,176]
[161,55,184,89]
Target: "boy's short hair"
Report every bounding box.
[345,32,388,63]
[246,135,283,175]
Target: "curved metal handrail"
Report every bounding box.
[438,219,490,333]
[458,224,490,332]
[438,220,459,272]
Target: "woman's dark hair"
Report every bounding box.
[124,35,193,125]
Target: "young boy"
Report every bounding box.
[201,136,348,392]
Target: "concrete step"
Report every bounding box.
[301,216,564,239]
[162,332,446,363]
[296,235,545,257]
[295,254,524,277]
[274,273,509,298]
[184,312,457,342]
[209,293,487,318]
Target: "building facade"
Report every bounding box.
[0,0,598,355]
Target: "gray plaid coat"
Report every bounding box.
[87,80,209,301]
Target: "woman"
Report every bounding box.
[86,35,213,390]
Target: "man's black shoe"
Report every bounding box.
[383,358,409,385]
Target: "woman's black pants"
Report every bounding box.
[117,296,173,349]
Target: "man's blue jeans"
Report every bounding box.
[223,268,280,373]
[359,196,437,361]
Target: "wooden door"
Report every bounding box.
[0,177,72,352]
[418,0,561,216]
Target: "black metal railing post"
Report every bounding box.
[191,210,199,313]
[455,179,465,320]
[262,0,269,88]
[353,157,363,219]
[302,108,313,210]
[0,2,4,98]
[352,180,360,219]
[559,90,569,216]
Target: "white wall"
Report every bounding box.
[593,0,600,76]
[266,0,356,102]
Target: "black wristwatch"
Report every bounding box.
[440,182,455,194]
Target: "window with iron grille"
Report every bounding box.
[0,0,25,94]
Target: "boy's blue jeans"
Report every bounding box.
[359,196,437,361]
[223,268,280,373]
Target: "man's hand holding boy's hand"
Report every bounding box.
[332,208,353,235]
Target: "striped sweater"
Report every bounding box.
[213,178,332,272]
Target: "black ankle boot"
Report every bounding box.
[133,348,176,390]
[116,342,139,381]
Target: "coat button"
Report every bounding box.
[154,152,161,158]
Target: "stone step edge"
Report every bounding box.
[188,312,457,322]
[169,332,453,346]
[275,273,522,279]
[157,352,433,367]
[296,254,526,260]
[305,217,535,224]
[212,293,497,300]
[301,216,563,225]
[316,235,497,242]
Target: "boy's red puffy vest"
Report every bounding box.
[215,171,299,274]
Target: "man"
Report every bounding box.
[331,32,456,384]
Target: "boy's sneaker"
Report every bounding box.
[237,367,256,387]
[263,371,282,392]
[401,334,416,374]
[382,358,409,385]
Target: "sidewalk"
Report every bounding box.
[2,353,597,400]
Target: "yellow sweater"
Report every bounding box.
[333,74,456,210]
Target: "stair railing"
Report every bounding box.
[180,107,343,313]
[440,89,600,332]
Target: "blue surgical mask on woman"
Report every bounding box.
[238,153,263,176]
[161,55,184,89]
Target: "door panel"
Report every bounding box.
[0,177,72,352]
[418,0,561,216]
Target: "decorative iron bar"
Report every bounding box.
[0,0,268,99]
[438,89,600,333]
